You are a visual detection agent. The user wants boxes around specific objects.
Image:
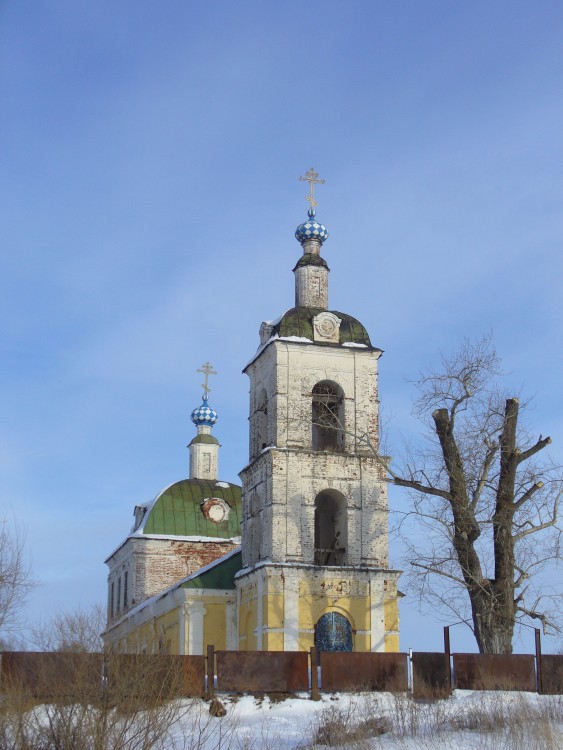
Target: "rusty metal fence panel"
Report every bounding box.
[320,652,408,692]
[540,655,563,695]
[216,651,308,693]
[411,652,451,698]
[105,654,206,699]
[0,652,103,700]
[453,653,536,692]
[0,652,206,700]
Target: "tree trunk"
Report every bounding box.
[433,406,517,654]
[470,584,515,654]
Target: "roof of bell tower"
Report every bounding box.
[272,306,374,348]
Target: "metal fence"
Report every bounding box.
[1,646,561,701]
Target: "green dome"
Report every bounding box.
[272,307,374,348]
[141,479,241,538]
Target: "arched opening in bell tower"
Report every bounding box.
[312,380,344,452]
[314,489,347,565]
[256,388,268,452]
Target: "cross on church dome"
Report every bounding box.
[191,362,219,426]
[296,168,329,245]
[299,167,325,211]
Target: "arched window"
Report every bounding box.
[314,490,347,566]
[312,381,344,452]
[314,612,353,653]
[256,388,268,452]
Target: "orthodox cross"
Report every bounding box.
[197,362,217,397]
[299,168,325,210]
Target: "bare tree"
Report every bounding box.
[0,518,34,639]
[30,603,105,652]
[306,335,561,652]
[384,335,562,653]
[2,605,216,750]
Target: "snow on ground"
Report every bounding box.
[165,690,563,749]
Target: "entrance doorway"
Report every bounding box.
[314,612,353,653]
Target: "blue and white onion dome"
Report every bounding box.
[190,395,219,427]
[295,208,329,244]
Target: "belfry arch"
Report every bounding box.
[314,489,347,566]
[256,388,268,452]
[311,380,344,452]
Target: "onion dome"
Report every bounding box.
[295,208,329,245]
[190,395,218,427]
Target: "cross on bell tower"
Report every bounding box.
[299,167,325,210]
[197,361,217,398]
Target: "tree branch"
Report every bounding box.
[513,481,544,510]
[517,605,561,635]
[392,476,451,500]
[410,561,465,585]
[471,443,498,509]
[513,513,559,541]
[516,436,552,465]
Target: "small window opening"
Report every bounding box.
[110,581,115,619]
[257,388,268,451]
[312,381,344,452]
[123,570,128,610]
[117,576,122,614]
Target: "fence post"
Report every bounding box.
[535,628,542,694]
[310,647,320,701]
[207,644,215,698]
[443,626,452,691]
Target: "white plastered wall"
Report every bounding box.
[241,339,388,570]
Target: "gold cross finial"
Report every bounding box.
[299,167,325,210]
[197,362,217,397]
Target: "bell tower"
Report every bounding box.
[235,171,400,654]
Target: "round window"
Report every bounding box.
[201,497,230,523]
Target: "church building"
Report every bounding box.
[103,170,401,655]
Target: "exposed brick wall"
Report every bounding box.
[107,537,239,624]
[132,539,238,604]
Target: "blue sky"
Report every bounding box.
[1,1,562,653]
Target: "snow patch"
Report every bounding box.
[342,341,368,348]
[130,533,241,543]
[279,335,313,343]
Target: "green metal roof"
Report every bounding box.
[273,307,373,347]
[142,479,241,538]
[181,550,242,590]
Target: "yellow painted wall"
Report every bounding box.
[201,599,228,651]
[238,600,258,651]
[110,571,400,656]
[263,631,284,650]
[263,593,284,630]
[384,596,399,633]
